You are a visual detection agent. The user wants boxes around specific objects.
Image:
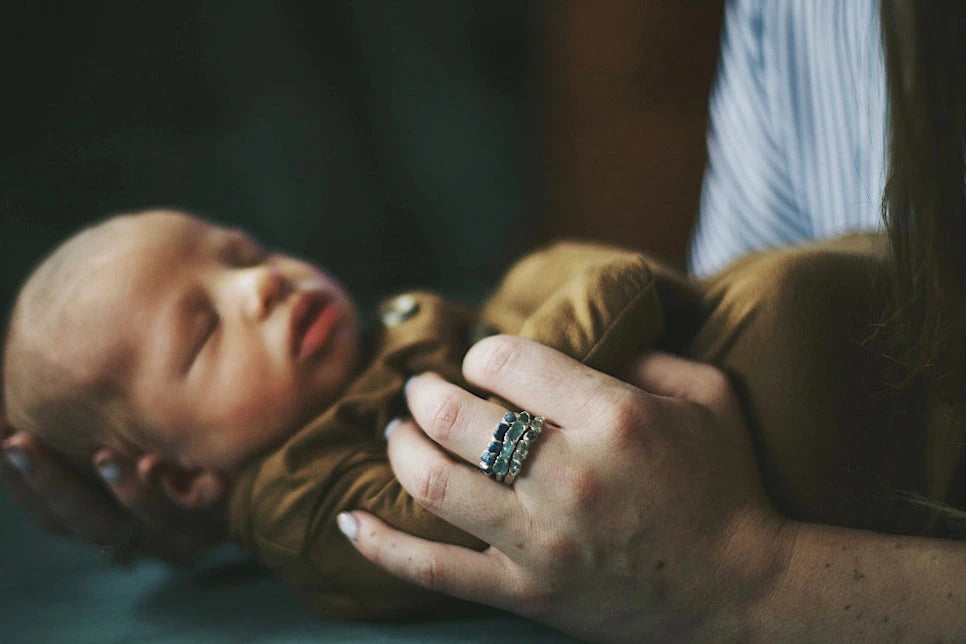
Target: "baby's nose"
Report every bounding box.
[249,265,286,320]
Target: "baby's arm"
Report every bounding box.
[480,241,683,377]
[230,436,482,619]
[231,242,697,620]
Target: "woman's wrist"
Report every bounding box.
[698,511,800,641]
[731,520,966,642]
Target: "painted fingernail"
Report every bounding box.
[384,417,402,440]
[4,448,31,474]
[97,460,127,485]
[404,374,418,397]
[337,512,358,541]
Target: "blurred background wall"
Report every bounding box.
[1,0,538,319]
[1,0,721,326]
[539,1,721,267]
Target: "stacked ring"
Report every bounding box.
[503,415,543,485]
[478,410,544,486]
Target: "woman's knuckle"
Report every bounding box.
[542,532,580,566]
[426,390,462,441]
[476,337,521,382]
[413,554,446,591]
[563,468,602,510]
[602,390,650,444]
[413,458,451,511]
[702,365,731,396]
[695,365,737,411]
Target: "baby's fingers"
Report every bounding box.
[340,510,516,610]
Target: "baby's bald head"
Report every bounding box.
[3,215,146,466]
[4,209,361,475]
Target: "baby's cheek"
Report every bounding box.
[250,380,299,426]
[219,374,300,447]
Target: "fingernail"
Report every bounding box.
[384,417,402,441]
[4,448,31,474]
[97,460,127,485]
[337,512,358,541]
[404,374,418,397]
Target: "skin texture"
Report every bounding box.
[90,212,362,473]
[341,336,966,642]
[16,211,362,475]
[1,210,362,555]
[345,336,790,641]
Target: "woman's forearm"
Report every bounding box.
[738,521,966,641]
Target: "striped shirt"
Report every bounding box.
[688,0,887,277]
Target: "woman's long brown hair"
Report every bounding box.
[881,0,966,397]
[881,0,966,528]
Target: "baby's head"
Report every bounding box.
[3,210,361,506]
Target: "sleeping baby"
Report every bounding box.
[4,210,959,619]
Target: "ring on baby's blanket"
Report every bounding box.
[478,410,544,486]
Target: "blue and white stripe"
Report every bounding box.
[688,0,887,277]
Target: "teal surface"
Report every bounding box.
[1,493,573,643]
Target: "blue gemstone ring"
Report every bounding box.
[478,410,544,486]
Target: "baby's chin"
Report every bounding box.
[291,322,364,426]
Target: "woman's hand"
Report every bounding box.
[1,424,224,565]
[339,336,794,641]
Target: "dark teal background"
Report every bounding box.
[0,2,562,640]
[1,0,541,315]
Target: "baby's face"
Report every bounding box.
[88,211,361,471]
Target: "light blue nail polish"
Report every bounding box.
[384,417,402,440]
[5,449,31,474]
[337,512,358,540]
[97,461,125,484]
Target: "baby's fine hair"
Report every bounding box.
[2,215,145,470]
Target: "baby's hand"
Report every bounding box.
[1,426,225,565]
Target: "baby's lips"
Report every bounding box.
[297,300,341,361]
[289,290,329,357]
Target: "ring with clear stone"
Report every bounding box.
[502,415,543,486]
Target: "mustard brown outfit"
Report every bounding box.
[228,237,965,619]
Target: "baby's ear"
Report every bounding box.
[136,453,227,509]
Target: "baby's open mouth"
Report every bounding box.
[291,291,340,360]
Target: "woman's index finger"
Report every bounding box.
[462,335,642,430]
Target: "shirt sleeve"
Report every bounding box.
[688,0,809,277]
[689,0,886,277]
